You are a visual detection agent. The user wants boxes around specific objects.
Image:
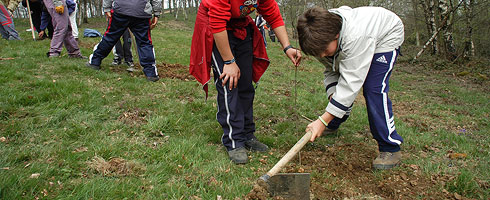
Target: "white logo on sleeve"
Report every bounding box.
[376,55,388,64]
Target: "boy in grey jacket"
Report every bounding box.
[297,6,404,170]
[87,0,162,81]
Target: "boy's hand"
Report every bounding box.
[38,30,45,38]
[306,120,326,142]
[150,16,158,30]
[220,62,241,90]
[105,12,112,20]
[285,48,302,67]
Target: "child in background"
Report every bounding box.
[297,6,404,169]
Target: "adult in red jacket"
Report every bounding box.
[190,0,301,164]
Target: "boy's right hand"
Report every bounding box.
[220,63,241,90]
[105,12,111,20]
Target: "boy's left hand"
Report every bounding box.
[306,120,326,142]
[285,48,302,67]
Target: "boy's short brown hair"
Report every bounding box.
[297,7,342,57]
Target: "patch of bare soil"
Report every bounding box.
[118,108,147,126]
[87,156,146,177]
[278,142,453,200]
[156,62,195,81]
[77,40,98,50]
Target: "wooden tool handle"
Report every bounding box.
[265,131,313,179]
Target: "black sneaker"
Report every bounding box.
[125,61,136,72]
[146,76,159,82]
[228,147,248,164]
[85,62,101,70]
[125,61,134,67]
[244,138,269,152]
[111,60,121,66]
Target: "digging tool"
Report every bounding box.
[25,0,36,40]
[251,131,313,199]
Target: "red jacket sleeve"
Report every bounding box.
[205,0,232,33]
[257,0,284,29]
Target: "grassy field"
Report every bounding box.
[0,16,489,199]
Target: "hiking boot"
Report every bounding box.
[245,138,269,152]
[85,62,101,70]
[111,60,121,66]
[373,151,402,170]
[146,76,160,82]
[228,147,248,164]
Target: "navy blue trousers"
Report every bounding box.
[212,28,255,151]
[328,49,403,152]
[89,11,157,77]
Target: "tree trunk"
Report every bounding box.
[174,0,179,19]
[412,0,421,46]
[169,0,172,14]
[421,0,438,55]
[463,0,475,59]
[437,0,456,60]
[82,0,88,23]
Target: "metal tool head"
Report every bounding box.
[268,173,310,200]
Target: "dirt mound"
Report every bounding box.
[156,62,195,81]
[280,142,452,199]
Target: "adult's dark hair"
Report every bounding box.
[297,7,342,56]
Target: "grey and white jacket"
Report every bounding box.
[103,0,162,19]
[318,6,404,118]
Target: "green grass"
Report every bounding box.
[1,17,489,199]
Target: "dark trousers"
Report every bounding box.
[212,28,255,151]
[89,11,157,77]
[364,49,403,152]
[328,49,403,152]
[113,28,133,63]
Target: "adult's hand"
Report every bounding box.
[220,62,241,90]
[150,16,158,30]
[285,47,302,67]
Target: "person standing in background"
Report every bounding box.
[0,0,21,40]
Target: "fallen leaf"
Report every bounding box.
[400,173,408,181]
[448,153,467,159]
[410,180,417,186]
[0,137,6,142]
[409,164,419,170]
[73,147,88,153]
[298,167,305,173]
[454,192,462,200]
[30,173,40,179]
[208,176,219,186]
[190,196,202,200]
[259,159,267,164]
[1,167,9,170]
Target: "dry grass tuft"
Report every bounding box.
[88,156,146,177]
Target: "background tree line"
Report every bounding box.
[11,0,489,61]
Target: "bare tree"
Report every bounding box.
[437,0,456,60]
[463,0,475,59]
